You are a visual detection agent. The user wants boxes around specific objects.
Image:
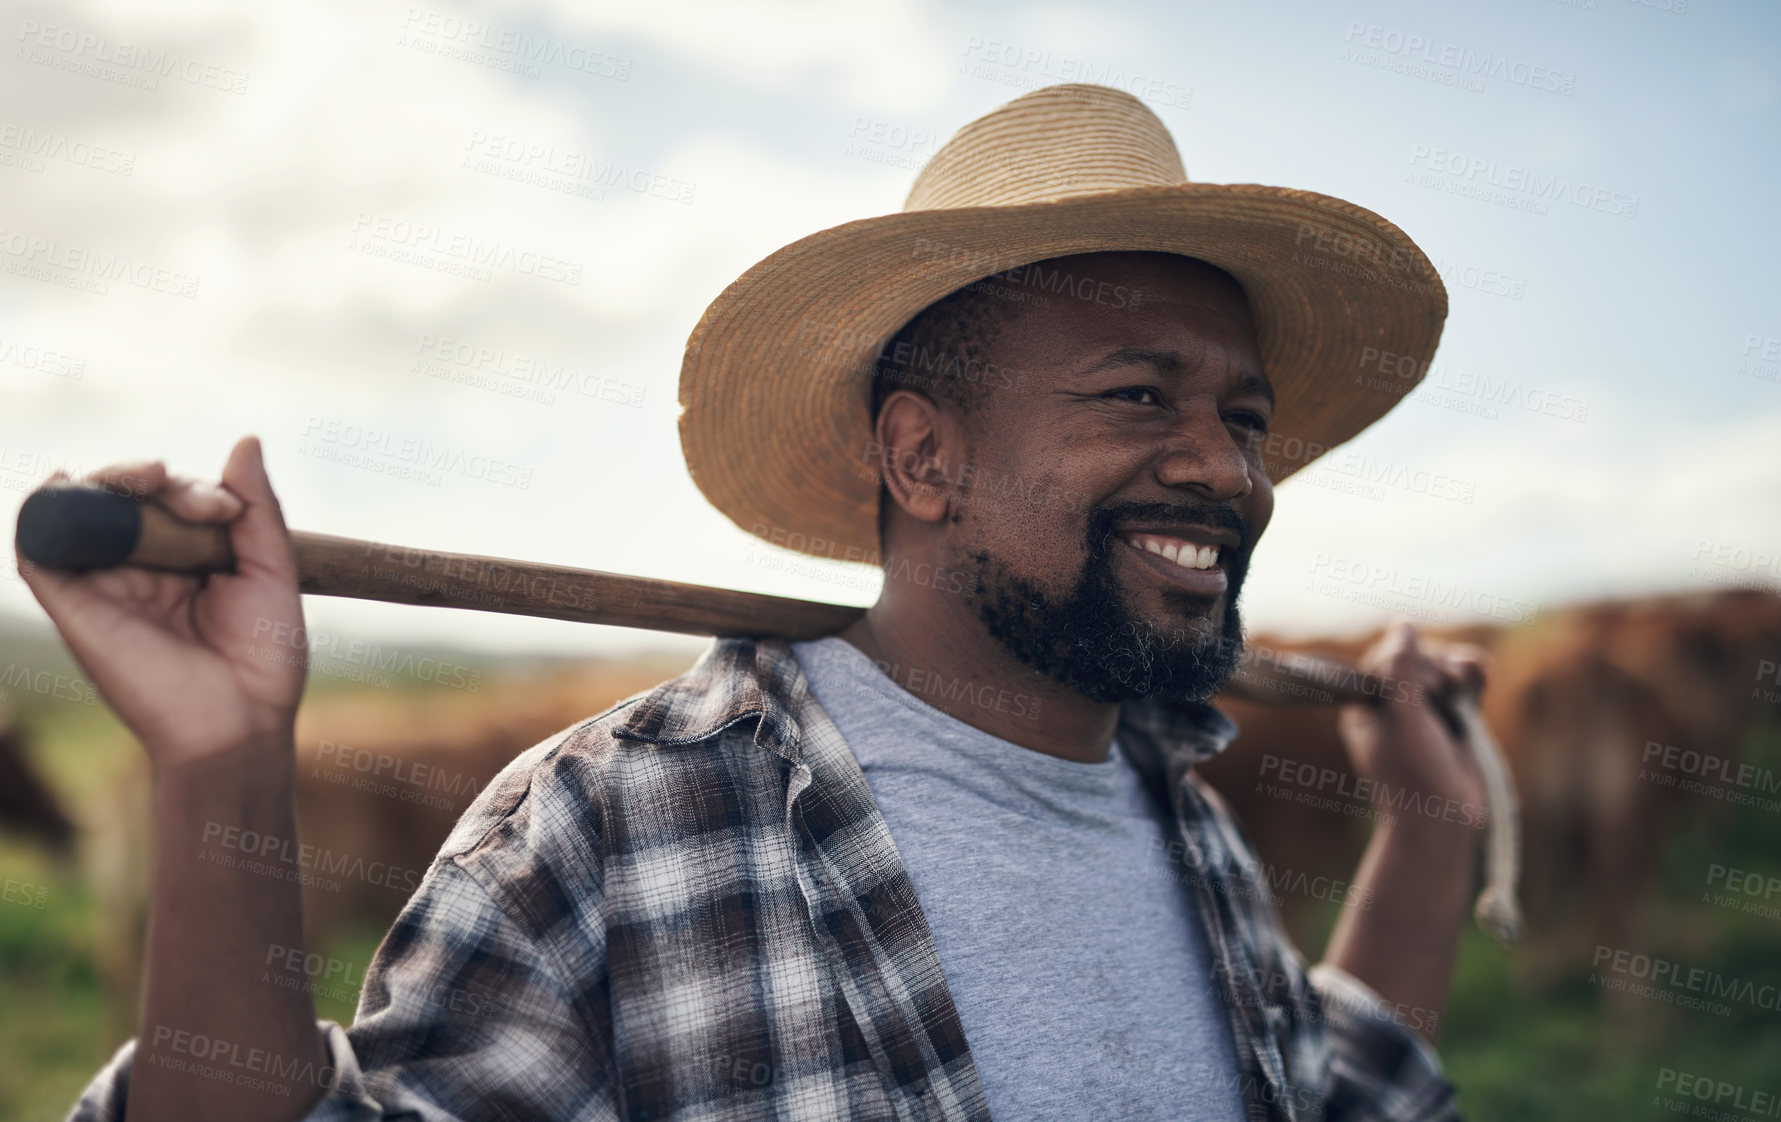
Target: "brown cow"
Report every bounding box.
[0,702,76,856]
[1485,591,1781,982]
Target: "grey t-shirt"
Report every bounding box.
[791,637,1246,1121]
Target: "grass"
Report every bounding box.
[1440,724,1781,1118]
[0,848,108,1122]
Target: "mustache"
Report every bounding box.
[1084,500,1252,562]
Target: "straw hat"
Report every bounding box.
[680,83,1447,562]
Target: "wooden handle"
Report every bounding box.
[1223,647,1380,707]
[294,532,864,639]
[15,484,862,640]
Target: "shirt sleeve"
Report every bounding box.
[64,858,618,1122]
[1305,962,1460,1121]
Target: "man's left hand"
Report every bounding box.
[1336,621,1490,834]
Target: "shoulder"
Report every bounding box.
[430,638,801,916]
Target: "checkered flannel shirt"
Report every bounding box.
[73,636,1460,1121]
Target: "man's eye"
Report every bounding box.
[1225,411,1269,433]
[1105,386,1161,406]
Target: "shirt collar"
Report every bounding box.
[611,637,806,765]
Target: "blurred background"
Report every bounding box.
[1,0,1777,1117]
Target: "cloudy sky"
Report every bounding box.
[3,0,1777,662]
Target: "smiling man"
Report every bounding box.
[806,249,1483,1121]
[46,85,1483,1122]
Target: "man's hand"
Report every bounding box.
[1337,621,1490,831]
[18,437,329,1121]
[1320,621,1491,1045]
[18,436,306,770]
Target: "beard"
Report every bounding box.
[962,501,1251,704]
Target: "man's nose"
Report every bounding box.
[1151,400,1253,501]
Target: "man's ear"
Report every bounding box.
[875,389,959,528]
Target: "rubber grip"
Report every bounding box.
[15,485,143,571]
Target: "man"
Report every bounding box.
[37,85,1484,1121]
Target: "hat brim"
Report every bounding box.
[680,182,1448,563]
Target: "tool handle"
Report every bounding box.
[14,484,862,639]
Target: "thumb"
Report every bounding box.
[218,436,296,581]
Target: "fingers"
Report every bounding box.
[1369,623,1489,701]
[1405,629,1488,696]
[1440,646,1489,696]
[217,436,297,579]
[1379,620,1420,661]
[159,474,246,523]
[82,460,166,499]
[1368,621,1435,685]
[71,454,244,523]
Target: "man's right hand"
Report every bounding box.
[21,437,335,1121]
[17,435,306,769]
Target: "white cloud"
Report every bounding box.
[1245,408,1781,637]
[524,0,954,111]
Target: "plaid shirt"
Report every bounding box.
[73,637,1459,1121]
